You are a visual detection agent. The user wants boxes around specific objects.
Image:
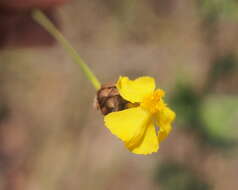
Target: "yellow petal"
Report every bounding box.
[156,106,175,142]
[158,124,172,142]
[157,106,176,126]
[104,107,150,143]
[116,76,155,103]
[127,122,159,155]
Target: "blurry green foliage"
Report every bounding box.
[211,54,237,78]
[199,0,238,40]
[0,104,8,123]
[169,83,210,145]
[154,161,211,190]
[170,53,238,148]
[201,95,238,143]
[200,0,238,20]
[170,83,202,128]
[104,0,136,20]
[170,86,238,148]
[206,54,238,91]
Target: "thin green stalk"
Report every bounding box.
[32,9,101,90]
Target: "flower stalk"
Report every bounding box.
[32,9,101,90]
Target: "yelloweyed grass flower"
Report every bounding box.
[104,76,176,155]
[32,11,175,155]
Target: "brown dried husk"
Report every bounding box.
[96,83,129,115]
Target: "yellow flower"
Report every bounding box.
[104,76,176,155]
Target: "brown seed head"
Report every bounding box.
[96,83,129,115]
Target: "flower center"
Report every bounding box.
[140,89,165,114]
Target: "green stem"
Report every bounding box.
[32,9,101,90]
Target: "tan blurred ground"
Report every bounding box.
[0,1,238,190]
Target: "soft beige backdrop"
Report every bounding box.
[0,0,238,190]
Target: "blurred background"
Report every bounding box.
[0,0,238,190]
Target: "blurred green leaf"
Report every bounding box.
[204,54,238,93]
[170,82,237,148]
[169,83,202,128]
[200,0,238,20]
[154,162,211,190]
[210,54,237,82]
[0,104,9,123]
[201,95,238,142]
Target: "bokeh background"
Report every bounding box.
[0,0,238,190]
